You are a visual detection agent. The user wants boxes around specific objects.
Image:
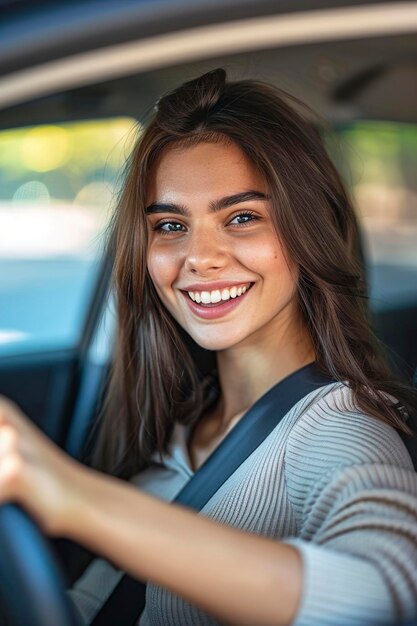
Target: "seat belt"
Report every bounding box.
[91,363,335,626]
[91,364,417,626]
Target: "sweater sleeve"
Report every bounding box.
[283,385,417,626]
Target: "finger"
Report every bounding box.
[0,424,18,456]
[0,396,17,424]
[0,395,25,416]
[0,396,33,435]
[0,454,25,504]
[0,402,7,425]
[0,419,41,466]
[0,426,24,504]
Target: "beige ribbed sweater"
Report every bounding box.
[68,382,417,626]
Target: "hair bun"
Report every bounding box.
[184,67,227,109]
[156,68,227,131]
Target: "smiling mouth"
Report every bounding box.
[184,283,253,306]
[179,284,254,322]
[182,283,255,308]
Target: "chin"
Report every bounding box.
[189,330,242,352]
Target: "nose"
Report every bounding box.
[184,226,227,275]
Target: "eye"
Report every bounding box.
[152,220,186,235]
[228,211,258,226]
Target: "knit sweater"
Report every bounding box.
[68,382,417,626]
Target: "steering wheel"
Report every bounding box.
[0,504,81,626]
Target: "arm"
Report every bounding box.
[0,397,301,626]
[68,464,302,626]
[2,393,417,626]
[284,463,417,626]
[283,386,417,626]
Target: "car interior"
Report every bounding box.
[1,31,416,451]
[0,1,416,624]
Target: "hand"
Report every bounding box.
[0,395,86,535]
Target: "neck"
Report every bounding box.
[215,310,315,428]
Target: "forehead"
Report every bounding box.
[146,140,266,203]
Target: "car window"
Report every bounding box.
[0,118,136,357]
[333,121,417,312]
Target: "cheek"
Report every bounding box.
[241,235,297,297]
[147,243,181,301]
[238,233,289,273]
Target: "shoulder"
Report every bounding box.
[283,383,416,527]
[286,382,414,471]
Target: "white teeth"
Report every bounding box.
[187,283,251,304]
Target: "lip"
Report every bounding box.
[180,284,253,320]
[179,281,252,292]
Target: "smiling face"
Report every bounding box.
[146,139,301,352]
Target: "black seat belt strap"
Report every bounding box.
[91,363,335,626]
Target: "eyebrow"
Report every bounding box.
[145,190,270,216]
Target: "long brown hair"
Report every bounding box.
[92,68,416,478]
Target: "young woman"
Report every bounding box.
[0,68,416,626]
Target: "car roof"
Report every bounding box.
[0,0,416,126]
